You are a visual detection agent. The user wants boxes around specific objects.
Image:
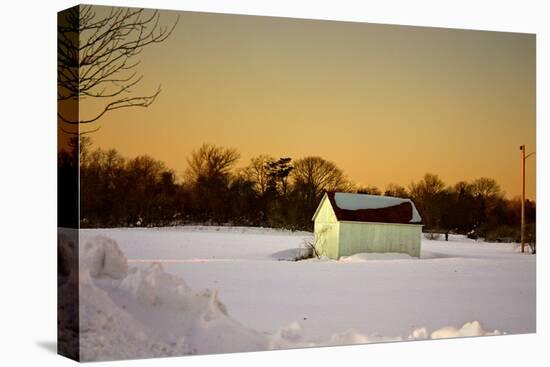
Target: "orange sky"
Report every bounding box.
[76,7,536,199]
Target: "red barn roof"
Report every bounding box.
[313,192,422,225]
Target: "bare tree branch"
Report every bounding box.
[58,5,179,131]
[58,86,161,125]
[61,125,102,136]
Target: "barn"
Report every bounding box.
[311,192,423,259]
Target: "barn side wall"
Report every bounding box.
[338,221,422,258]
[313,198,339,259]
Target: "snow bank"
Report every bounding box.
[269,322,313,349]
[404,322,501,342]
[120,263,191,306]
[304,252,415,263]
[79,237,267,360]
[83,236,128,279]
[329,329,403,344]
[79,276,178,361]
[77,235,504,361]
[325,321,500,346]
[430,321,501,339]
[408,327,429,340]
[340,252,415,262]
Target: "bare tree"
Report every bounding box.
[384,183,409,198]
[58,5,179,134]
[409,173,447,229]
[453,181,473,196]
[357,185,382,195]
[292,156,351,198]
[470,177,504,220]
[185,144,241,184]
[292,157,352,223]
[470,177,503,201]
[409,173,446,196]
[241,155,275,196]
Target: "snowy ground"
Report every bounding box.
[71,226,535,361]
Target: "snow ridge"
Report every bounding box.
[77,235,501,361]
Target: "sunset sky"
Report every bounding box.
[78,7,536,199]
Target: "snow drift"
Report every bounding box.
[78,235,502,361]
[83,235,128,279]
[340,252,415,262]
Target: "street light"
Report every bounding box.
[519,144,535,253]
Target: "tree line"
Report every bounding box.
[58,138,535,242]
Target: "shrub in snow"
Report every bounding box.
[484,225,520,243]
[467,229,478,240]
[83,236,128,279]
[297,238,318,260]
[294,246,314,261]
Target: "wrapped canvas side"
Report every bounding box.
[57,5,80,362]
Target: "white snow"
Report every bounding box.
[339,252,415,262]
[430,321,500,339]
[82,236,128,279]
[75,226,535,361]
[333,192,422,222]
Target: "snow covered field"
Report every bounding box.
[71,226,535,361]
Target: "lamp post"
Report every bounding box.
[519,145,535,253]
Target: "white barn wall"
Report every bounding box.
[338,221,422,258]
[312,196,339,259]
